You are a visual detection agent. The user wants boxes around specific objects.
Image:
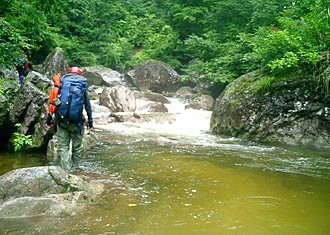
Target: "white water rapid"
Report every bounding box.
[93,97,214,141]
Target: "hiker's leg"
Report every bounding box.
[19,75,24,84]
[71,128,84,169]
[57,124,72,172]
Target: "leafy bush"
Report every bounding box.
[267,52,299,74]
[98,38,133,71]
[11,124,33,152]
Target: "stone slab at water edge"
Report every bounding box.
[210,70,330,148]
[0,166,104,218]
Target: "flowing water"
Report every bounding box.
[1,99,330,235]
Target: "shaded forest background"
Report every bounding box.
[1,0,329,87]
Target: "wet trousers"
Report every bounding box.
[19,75,24,84]
[57,123,84,172]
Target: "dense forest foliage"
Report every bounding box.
[1,0,329,87]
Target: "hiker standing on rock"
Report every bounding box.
[46,66,94,172]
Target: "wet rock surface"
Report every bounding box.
[211,71,330,147]
[0,166,103,218]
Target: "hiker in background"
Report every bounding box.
[24,54,29,71]
[15,54,28,84]
[46,66,94,172]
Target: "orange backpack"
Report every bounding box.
[47,72,61,114]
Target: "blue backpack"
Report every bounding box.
[56,75,88,124]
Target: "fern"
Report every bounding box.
[252,76,275,94]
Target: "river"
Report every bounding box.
[1,99,330,235]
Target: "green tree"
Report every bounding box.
[0,18,31,67]
[1,0,328,88]
[250,0,329,76]
[1,0,62,65]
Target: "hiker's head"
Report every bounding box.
[68,66,82,75]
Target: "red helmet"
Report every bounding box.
[68,66,82,75]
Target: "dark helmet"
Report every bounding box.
[68,66,82,75]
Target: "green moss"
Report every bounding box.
[252,76,275,95]
[230,99,238,106]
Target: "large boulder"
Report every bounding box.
[210,71,330,148]
[0,94,9,150]
[83,70,104,86]
[141,91,170,104]
[0,71,24,149]
[175,87,214,111]
[7,71,53,150]
[127,60,181,93]
[36,47,68,78]
[142,102,168,113]
[135,100,169,113]
[175,86,195,99]
[0,67,18,80]
[0,166,103,218]
[185,94,214,111]
[134,91,170,113]
[83,66,125,86]
[0,94,7,127]
[99,85,136,112]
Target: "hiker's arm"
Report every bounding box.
[46,113,53,127]
[84,92,93,129]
